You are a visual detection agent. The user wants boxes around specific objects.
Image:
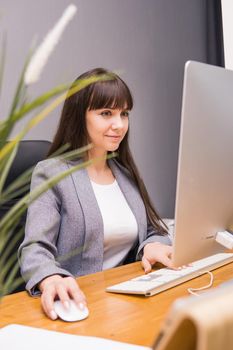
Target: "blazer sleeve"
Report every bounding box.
[18,161,73,296]
[136,222,172,260]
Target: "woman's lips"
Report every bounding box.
[105,135,121,140]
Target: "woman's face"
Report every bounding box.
[85,107,129,156]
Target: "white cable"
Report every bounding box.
[187,271,214,296]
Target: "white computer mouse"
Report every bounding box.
[53,300,89,322]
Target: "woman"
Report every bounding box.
[19,68,172,320]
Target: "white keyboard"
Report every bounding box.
[106,253,233,297]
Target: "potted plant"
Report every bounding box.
[0,4,113,297]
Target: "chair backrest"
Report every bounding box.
[0,140,51,293]
[4,140,51,193]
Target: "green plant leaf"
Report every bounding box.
[0,141,19,194]
[0,73,112,164]
[0,143,91,203]
[0,152,116,232]
[0,50,33,147]
[10,83,69,124]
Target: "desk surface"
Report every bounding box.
[1,261,233,347]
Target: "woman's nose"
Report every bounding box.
[111,115,123,129]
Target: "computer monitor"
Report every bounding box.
[172,61,233,267]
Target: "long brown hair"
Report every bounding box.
[48,68,167,234]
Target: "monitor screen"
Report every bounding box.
[172,61,233,267]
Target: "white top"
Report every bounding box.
[91,180,138,269]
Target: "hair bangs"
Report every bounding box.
[88,78,133,111]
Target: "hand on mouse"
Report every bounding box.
[39,275,87,320]
[141,242,173,273]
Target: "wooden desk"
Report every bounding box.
[1,261,233,347]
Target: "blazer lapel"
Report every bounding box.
[67,161,104,272]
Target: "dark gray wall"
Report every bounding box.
[0,0,210,218]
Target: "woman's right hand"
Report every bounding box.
[39,274,87,320]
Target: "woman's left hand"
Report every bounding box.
[141,242,173,273]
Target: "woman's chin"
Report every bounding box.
[107,145,119,152]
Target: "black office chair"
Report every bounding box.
[0,140,51,293]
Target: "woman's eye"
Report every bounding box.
[101,110,111,117]
[121,111,129,117]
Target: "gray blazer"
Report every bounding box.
[18,158,171,294]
